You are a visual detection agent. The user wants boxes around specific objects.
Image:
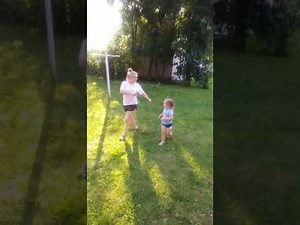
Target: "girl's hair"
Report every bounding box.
[164,98,174,108]
[126,68,134,78]
[126,68,138,81]
[126,68,133,81]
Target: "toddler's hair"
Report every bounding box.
[165,98,174,108]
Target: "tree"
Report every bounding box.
[118,0,181,80]
[109,0,213,87]
[173,0,212,87]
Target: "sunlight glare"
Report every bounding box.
[180,147,207,180]
[87,0,122,51]
[148,164,172,203]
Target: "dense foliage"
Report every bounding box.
[106,0,213,88]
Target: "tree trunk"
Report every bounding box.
[161,63,165,80]
[231,0,248,51]
[131,19,137,56]
[154,58,159,82]
[147,57,154,80]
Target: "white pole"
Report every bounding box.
[44,0,57,81]
[91,52,120,99]
[104,50,111,99]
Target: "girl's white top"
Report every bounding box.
[120,81,145,105]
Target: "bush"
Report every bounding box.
[175,53,213,89]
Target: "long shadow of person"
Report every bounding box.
[141,139,213,224]
[124,132,161,224]
[92,99,110,172]
[20,80,55,225]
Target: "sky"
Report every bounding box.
[87,0,122,51]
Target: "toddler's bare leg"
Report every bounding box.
[168,127,173,138]
[159,125,166,145]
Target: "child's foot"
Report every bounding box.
[119,135,125,141]
[134,127,138,132]
[158,141,165,145]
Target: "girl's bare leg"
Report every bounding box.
[120,111,134,140]
[130,109,138,130]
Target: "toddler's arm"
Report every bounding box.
[161,115,173,121]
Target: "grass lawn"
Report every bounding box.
[214,31,300,224]
[87,77,213,224]
[0,25,86,224]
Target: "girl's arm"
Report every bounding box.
[142,92,152,102]
[136,83,151,102]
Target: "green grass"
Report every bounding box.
[0,25,86,224]
[87,78,213,224]
[214,30,300,225]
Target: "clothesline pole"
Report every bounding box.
[104,51,111,99]
[92,52,120,99]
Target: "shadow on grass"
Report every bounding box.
[142,139,213,224]
[92,99,110,171]
[20,80,55,225]
[214,48,300,224]
[124,133,161,224]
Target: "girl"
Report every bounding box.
[119,68,152,141]
[158,98,174,145]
